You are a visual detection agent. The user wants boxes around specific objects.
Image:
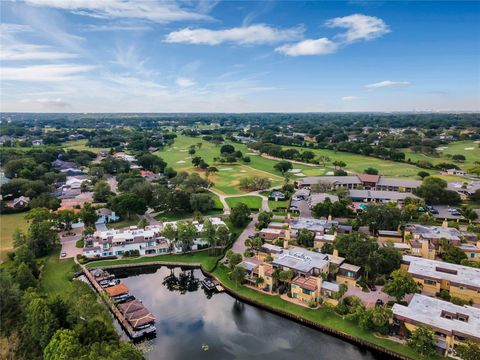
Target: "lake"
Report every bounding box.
[112,266,386,360]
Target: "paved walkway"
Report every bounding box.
[231,213,258,254]
[59,228,83,259]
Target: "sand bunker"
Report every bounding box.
[176,160,186,164]
[464,147,475,150]
[294,173,306,177]
[326,171,334,175]
[180,149,187,152]
[246,152,259,156]
[240,170,247,173]
[289,169,301,173]
[436,146,448,151]
[219,168,233,171]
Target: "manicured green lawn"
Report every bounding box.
[279,144,443,178]
[268,199,290,211]
[86,249,221,272]
[106,215,140,229]
[39,249,76,298]
[226,196,262,210]
[403,140,480,171]
[154,135,291,195]
[0,211,30,261]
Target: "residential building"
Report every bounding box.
[83,225,170,258]
[269,190,286,201]
[259,228,284,241]
[314,233,336,250]
[404,224,463,246]
[272,246,330,276]
[96,208,120,224]
[457,242,480,262]
[291,275,322,304]
[336,263,361,286]
[349,189,420,204]
[393,294,480,356]
[11,196,30,208]
[298,175,421,193]
[401,255,480,304]
[378,230,403,243]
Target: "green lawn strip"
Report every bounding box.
[85,249,220,273]
[106,215,140,229]
[212,264,438,360]
[154,209,224,222]
[0,211,30,261]
[63,139,110,153]
[39,249,76,298]
[268,199,290,211]
[225,196,262,210]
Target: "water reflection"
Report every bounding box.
[112,266,387,360]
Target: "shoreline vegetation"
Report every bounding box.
[84,250,439,360]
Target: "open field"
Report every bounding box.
[0,211,30,261]
[154,134,293,195]
[268,199,290,211]
[225,195,262,210]
[63,139,110,153]
[106,215,140,229]
[403,140,480,171]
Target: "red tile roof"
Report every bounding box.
[292,275,318,291]
[105,283,129,297]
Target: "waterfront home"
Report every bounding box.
[96,208,120,224]
[377,230,403,243]
[393,294,480,356]
[406,239,436,260]
[83,225,170,258]
[287,217,338,240]
[401,255,480,304]
[272,246,329,277]
[336,263,361,286]
[257,243,284,261]
[291,275,322,305]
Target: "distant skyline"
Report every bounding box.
[1,1,479,113]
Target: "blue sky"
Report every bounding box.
[1,0,479,112]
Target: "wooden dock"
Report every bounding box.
[83,267,155,339]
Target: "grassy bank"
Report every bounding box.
[39,249,76,298]
[211,264,437,360]
[85,249,220,272]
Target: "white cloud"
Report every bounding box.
[275,38,338,56]
[24,0,215,23]
[1,64,95,82]
[176,77,196,87]
[20,97,70,108]
[326,14,390,43]
[1,43,77,61]
[342,96,359,100]
[365,80,411,89]
[165,24,304,45]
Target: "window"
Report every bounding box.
[424,279,436,285]
[471,254,475,258]
[302,289,312,295]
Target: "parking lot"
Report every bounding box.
[431,205,465,221]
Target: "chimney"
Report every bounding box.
[316,276,323,300]
[285,229,291,240]
[283,238,289,249]
[328,214,332,221]
[333,249,339,257]
[421,240,430,259]
[442,219,448,228]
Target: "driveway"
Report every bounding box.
[432,205,464,221]
[343,285,414,308]
[59,228,84,259]
[296,199,312,217]
[231,214,258,254]
[95,223,108,231]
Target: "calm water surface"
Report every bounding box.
[113,266,385,360]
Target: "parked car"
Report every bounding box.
[367,284,377,292]
[61,252,67,258]
[375,299,384,308]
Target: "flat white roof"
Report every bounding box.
[393,294,480,340]
[403,255,480,290]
